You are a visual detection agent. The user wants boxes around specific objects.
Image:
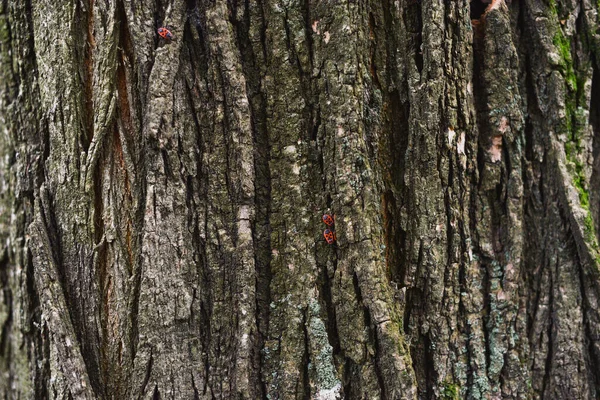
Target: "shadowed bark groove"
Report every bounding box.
[3,0,600,399]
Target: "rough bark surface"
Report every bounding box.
[1,0,600,399]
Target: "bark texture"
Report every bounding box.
[1,0,600,399]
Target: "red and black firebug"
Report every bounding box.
[158,27,173,40]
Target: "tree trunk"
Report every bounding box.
[1,0,600,398]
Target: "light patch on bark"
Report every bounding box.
[315,383,342,400]
[498,116,509,133]
[488,0,504,12]
[457,131,466,155]
[307,298,342,399]
[312,20,320,33]
[496,290,506,301]
[447,127,456,147]
[489,135,503,162]
[284,145,296,155]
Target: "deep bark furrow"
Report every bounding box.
[0,0,46,396]
[229,1,272,397]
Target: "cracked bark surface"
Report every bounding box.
[1,0,600,399]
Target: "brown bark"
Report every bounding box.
[1,0,600,399]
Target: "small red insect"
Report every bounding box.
[322,214,334,226]
[158,27,173,40]
[323,229,336,244]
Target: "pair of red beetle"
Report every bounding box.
[322,214,336,244]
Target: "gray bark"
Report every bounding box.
[1,0,600,399]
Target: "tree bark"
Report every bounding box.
[1,0,600,399]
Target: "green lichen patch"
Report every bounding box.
[553,31,577,92]
[549,0,558,15]
[441,381,460,400]
[555,25,600,267]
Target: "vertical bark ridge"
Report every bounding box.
[315,1,416,398]
[402,1,478,398]
[0,0,47,396]
[205,1,257,397]
[473,2,528,398]
[261,0,327,396]
[129,0,202,396]
[29,186,95,399]
[0,1,23,396]
[30,0,108,396]
[520,0,600,397]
